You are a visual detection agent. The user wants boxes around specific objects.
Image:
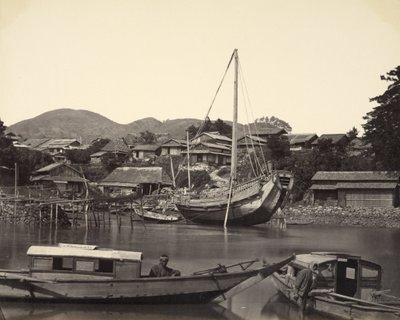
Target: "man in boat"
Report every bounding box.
[293,262,318,312]
[149,254,181,277]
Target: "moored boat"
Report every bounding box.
[271,252,400,319]
[0,243,294,304]
[175,49,294,227]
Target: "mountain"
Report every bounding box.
[7,109,290,143]
[6,109,203,143]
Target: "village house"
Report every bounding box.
[30,162,87,196]
[182,142,231,166]
[35,139,82,154]
[89,151,108,164]
[310,171,400,208]
[191,132,232,146]
[311,134,349,149]
[286,133,318,151]
[160,138,187,156]
[247,125,287,141]
[346,137,372,157]
[99,138,131,162]
[98,166,172,197]
[237,134,267,151]
[132,144,161,160]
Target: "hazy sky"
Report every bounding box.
[1,0,399,135]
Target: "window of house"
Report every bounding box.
[52,257,73,271]
[32,257,53,270]
[95,259,114,273]
[76,260,95,272]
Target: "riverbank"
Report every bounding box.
[284,204,400,228]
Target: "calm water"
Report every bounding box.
[0,219,399,320]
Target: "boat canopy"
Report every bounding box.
[293,252,361,269]
[27,243,143,262]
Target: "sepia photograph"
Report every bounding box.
[0,0,400,319]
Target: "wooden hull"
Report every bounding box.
[136,209,181,223]
[176,172,293,226]
[271,273,400,320]
[0,258,293,304]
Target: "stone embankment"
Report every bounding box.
[284,205,400,228]
[0,202,71,226]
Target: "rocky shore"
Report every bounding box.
[284,204,400,228]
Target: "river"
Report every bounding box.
[0,220,399,320]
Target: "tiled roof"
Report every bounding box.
[312,171,400,181]
[195,132,232,142]
[23,138,51,149]
[286,134,318,145]
[237,135,267,144]
[310,182,398,190]
[161,139,187,147]
[100,167,172,185]
[311,134,348,145]
[90,151,108,157]
[35,162,64,173]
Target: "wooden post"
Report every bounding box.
[170,155,176,188]
[14,162,18,222]
[50,204,53,226]
[39,205,42,225]
[186,130,191,190]
[130,200,133,228]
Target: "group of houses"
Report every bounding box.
[5,126,399,209]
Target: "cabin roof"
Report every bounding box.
[27,244,143,261]
[132,144,160,151]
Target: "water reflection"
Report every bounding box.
[0,221,399,320]
[1,302,244,320]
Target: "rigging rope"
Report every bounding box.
[175,50,236,180]
[238,61,269,176]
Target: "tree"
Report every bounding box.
[0,119,15,168]
[186,118,232,139]
[363,66,400,170]
[346,127,358,140]
[139,131,157,144]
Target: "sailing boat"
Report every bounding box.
[175,49,294,226]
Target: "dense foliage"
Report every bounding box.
[187,118,232,139]
[363,66,400,170]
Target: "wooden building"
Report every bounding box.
[182,142,231,166]
[247,125,287,141]
[101,138,130,161]
[191,132,231,146]
[99,167,172,196]
[310,171,400,208]
[160,139,187,156]
[237,135,267,151]
[30,163,87,194]
[311,134,349,149]
[132,145,161,160]
[286,133,318,151]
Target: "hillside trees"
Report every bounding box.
[363,66,400,170]
[186,118,232,139]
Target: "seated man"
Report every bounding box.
[149,254,181,277]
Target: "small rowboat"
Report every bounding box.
[271,252,400,320]
[0,243,294,304]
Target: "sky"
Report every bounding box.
[0,0,399,135]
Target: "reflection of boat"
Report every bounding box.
[133,207,181,223]
[0,243,294,304]
[271,252,400,320]
[175,50,294,227]
[2,301,246,320]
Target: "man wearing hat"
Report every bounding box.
[149,254,181,277]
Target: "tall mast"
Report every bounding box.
[230,49,238,182]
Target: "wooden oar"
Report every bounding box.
[214,254,295,302]
[317,291,400,312]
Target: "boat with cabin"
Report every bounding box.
[0,243,294,303]
[271,252,400,319]
[175,49,294,227]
